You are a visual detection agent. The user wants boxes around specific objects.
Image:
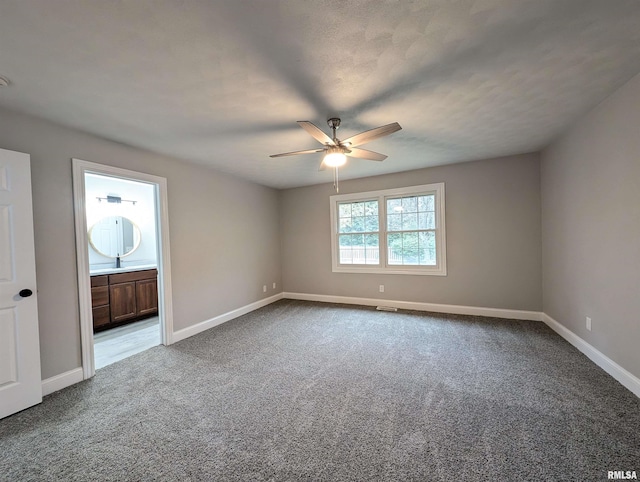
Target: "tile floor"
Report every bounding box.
[94,317,160,369]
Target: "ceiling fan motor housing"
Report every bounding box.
[327,118,341,130]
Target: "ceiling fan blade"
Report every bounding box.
[297,121,334,145]
[345,147,387,161]
[270,148,325,158]
[341,122,402,147]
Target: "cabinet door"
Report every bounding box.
[110,282,137,323]
[136,278,158,317]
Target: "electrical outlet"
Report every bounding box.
[379,285,384,293]
[272,282,276,289]
[586,316,592,331]
[263,285,267,293]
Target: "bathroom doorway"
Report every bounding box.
[72,159,174,379]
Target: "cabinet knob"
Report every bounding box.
[19,289,33,298]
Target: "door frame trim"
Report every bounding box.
[72,159,174,379]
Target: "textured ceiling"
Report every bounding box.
[0,1,639,189]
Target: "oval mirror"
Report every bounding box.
[89,216,141,258]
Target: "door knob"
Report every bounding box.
[19,289,33,298]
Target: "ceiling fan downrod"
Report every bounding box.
[328,118,342,192]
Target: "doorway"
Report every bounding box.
[72,159,174,379]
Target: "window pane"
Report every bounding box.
[402,196,417,212]
[338,200,379,236]
[339,234,352,247]
[419,249,436,265]
[387,233,402,265]
[387,213,402,231]
[427,212,435,229]
[418,212,435,229]
[418,195,434,212]
[338,233,376,265]
[419,232,436,265]
[339,234,353,264]
[402,232,419,264]
[418,213,428,230]
[365,201,378,216]
[364,234,379,264]
[339,218,352,233]
[387,198,402,213]
[388,231,436,266]
[419,231,436,250]
[401,212,418,230]
[338,203,352,218]
[352,216,366,232]
[365,215,379,232]
[364,233,378,247]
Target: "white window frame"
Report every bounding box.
[330,183,446,276]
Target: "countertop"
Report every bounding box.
[89,264,157,276]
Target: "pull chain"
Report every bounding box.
[333,166,340,193]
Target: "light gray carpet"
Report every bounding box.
[1,300,639,481]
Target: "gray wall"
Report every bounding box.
[280,153,542,311]
[0,107,282,379]
[541,73,640,379]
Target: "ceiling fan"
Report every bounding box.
[270,118,402,189]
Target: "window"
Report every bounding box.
[386,194,436,266]
[337,200,379,265]
[330,183,446,275]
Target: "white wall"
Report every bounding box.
[0,106,282,379]
[85,174,157,270]
[541,72,640,379]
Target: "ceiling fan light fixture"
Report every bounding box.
[324,148,346,167]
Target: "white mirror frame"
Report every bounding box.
[88,215,142,258]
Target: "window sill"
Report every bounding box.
[332,266,447,276]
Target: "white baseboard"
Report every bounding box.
[542,314,640,398]
[172,293,284,343]
[283,292,543,321]
[42,367,84,396]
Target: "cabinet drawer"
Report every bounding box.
[91,286,109,308]
[92,305,111,329]
[91,275,109,288]
[109,268,157,285]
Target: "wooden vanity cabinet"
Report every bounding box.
[91,268,158,332]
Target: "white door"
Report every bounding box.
[0,148,41,419]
